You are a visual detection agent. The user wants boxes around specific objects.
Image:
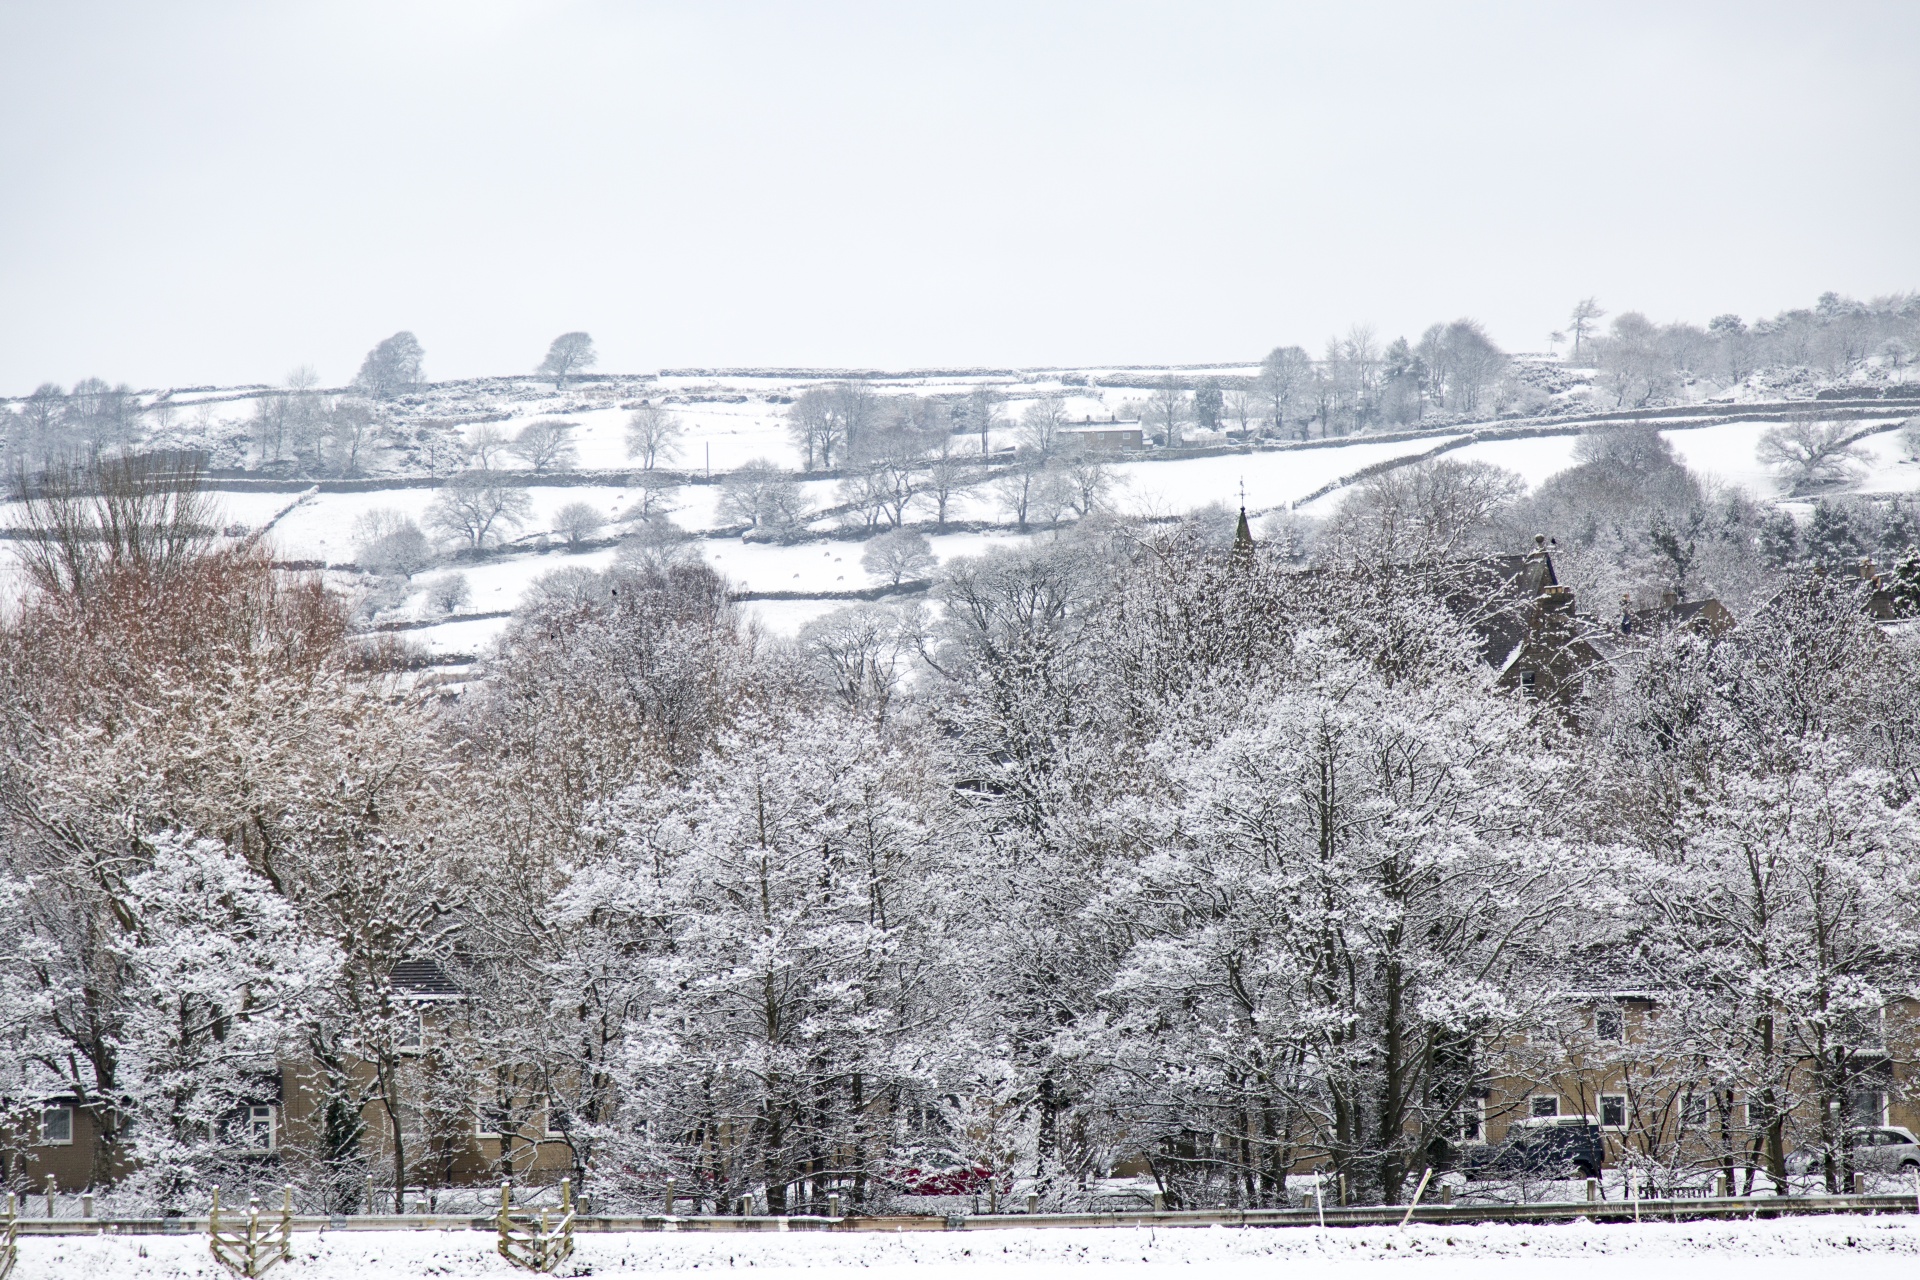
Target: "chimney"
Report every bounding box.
[1661,589,1677,609]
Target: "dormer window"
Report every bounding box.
[1519,670,1538,696]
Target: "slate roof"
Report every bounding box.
[390,958,464,999]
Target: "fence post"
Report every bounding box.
[1852,1171,1865,1196]
[45,1178,55,1218]
[1026,1192,1038,1215]
[81,1193,93,1219]
[1339,1174,1349,1207]
[1714,1172,1728,1198]
[1152,1192,1165,1211]
[1440,1183,1453,1205]
[1586,1178,1598,1203]
[829,1193,842,1219]
[664,1179,675,1216]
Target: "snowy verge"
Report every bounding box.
[21,1215,1920,1279]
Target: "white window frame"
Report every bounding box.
[396,1008,426,1057]
[39,1106,74,1146]
[1599,1093,1629,1130]
[1528,1094,1560,1119]
[235,1104,278,1153]
[1456,1098,1487,1145]
[1681,1091,1708,1128]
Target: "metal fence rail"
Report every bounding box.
[12,1192,1920,1236]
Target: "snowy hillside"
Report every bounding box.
[3,364,1916,665]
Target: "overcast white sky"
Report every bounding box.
[2,1,1916,392]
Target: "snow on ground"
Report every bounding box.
[706,540,867,593]
[24,1215,1920,1280]
[1109,437,1468,519]
[1851,427,1920,495]
[1447,434,1585,489]
[395,613,516,660]
[1661,421,1791,499]
[468,402,800,475]
[740,597,858,636]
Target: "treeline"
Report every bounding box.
[1574,292,1920,407]
[4,449,1919,1213]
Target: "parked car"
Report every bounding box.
[1788,1126,1920,1175]
[1456,1115,1605,1180]
[889,1155,993,1196]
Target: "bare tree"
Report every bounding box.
[464,424,512,468]
[537,332,597,390]
[1017,393,1070,461]
[786,389,839,472]
[1757,418,1869,493]
[15,453,217,602]
[797,604,911,722]
[861,528,935,585]
[355,332,425,398]
[426,470,533,548]
[623,469,681,520]
[1146,377,1189,448]
[966,386,1002,457]
[717,459,806,530]
[1257,346,1312,438]
[922,448,979,529]
[1568,298,1606,363]
[510,419,578,473]
[327,398,378,477]
[1062,455,1114,517]
[1222,388,1257,437]
[552,501,607,547]
[991,461,1040,531]
[625,404,683,471]
[352,509,434,577]
[1324,457,1525,559]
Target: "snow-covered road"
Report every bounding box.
[21,1215,1920,1278]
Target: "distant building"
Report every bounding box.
[1062,420,1144,452]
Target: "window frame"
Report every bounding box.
[1529,1094,1560,1119]
[39,1106,74,1147]
[228,1104,278,1154]
[1599,1093,1629,1130]
[1455,1098,1487,1145]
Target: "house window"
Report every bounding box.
[544,1105,569,1140]
[397,1010,425,1056]
[232,1105,278,1151]
[1849,1090,1888,1127]
[1600,1094,1628,1128]
[1455,1099,1486,1144]
[1682,1092,1708,1127]
[39,1106,74,1146]
[1519,670,1538,697]
[1530,1095,1560,1119]
[1835,1010,1885,1050]
[1595,1006,1624,1041]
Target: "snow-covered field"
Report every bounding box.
[23,1215,1920,1279]
[3,358,1914,654]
